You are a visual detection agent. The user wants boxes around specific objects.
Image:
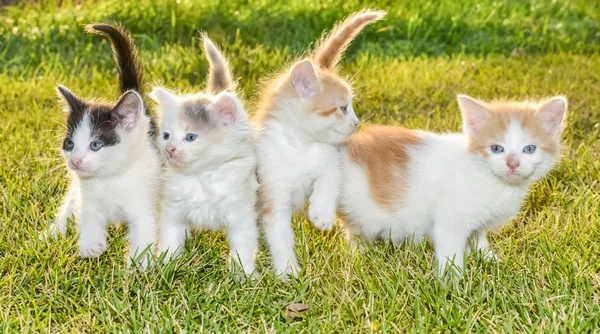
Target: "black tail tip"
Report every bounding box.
[84,22,120,35]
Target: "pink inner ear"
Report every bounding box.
[291,60,320,98]
[222,109,235,126]
[123,112,138,131]
[213,95,237,126]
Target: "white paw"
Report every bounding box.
[79,239,107,258]
[308,204,335,231]
[483,250,499,262]
[41,220,67,240]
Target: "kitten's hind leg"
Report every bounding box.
[158,204,188,263]
[226,210,259,281]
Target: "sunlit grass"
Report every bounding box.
[1,0,599,331]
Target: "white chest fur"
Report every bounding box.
[163,158,258,231]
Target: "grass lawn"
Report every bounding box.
[1,0,599,331]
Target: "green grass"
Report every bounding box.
[1,0,599,331]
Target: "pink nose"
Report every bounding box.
[71,158,82,167]
[507,159,520,170]
[167,146,176,153]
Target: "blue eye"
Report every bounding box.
[523,145,537,154]
[490,145,504,154]
[63,139,74,151]
[163,132,170,140]
[185,133,198,142]
[90,141,103,152]
[340,106,348,115]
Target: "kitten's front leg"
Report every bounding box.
[469,230,498,261]
[49,182,78,237]
[158,204,188,263]
[226,209,258,280]
[78,203,108,258]
[261,185,298,279]
[127,204,157,269]
[308,166,341,231]
[432,223,469,277]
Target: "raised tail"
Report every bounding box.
[201,34,235,94]
[313,9,386,70]
[85,23,143,95]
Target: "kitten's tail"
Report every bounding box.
[201,34,236,94]
[313,10,386,70]
[85,23,143,95]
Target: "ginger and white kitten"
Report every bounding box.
[150,35,259,277]
[49,24,160,267]
[256,10,386,278]
[339,95,568,275]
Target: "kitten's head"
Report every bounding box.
[57,85,149,178]
[150,87,250,172]
[149,35,250,172]
[458,94,568,185]
[259,60,360,144]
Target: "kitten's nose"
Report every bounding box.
[507,159,520,170]
[70,158,82,167]
[167,145,176,153]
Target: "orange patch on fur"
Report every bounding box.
[254,60,352,123]
[468,101,559,156]
[346,126,423,209]
[319,107,338,117]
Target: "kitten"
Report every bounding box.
[339,95,568,275]
[48,23,161,268]
[256,10,386,278]
[150,35,259,278]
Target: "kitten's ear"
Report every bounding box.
[535,96,567,137]
[290,60,321,99]
[209,93,239,126]
[149,87,177,107]
[56,85,86,112]
[457,94,491,136]
[113,91,144,131]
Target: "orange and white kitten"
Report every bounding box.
[339,95,568,275]
[256,10,386,278]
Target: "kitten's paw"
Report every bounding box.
[308,205,335,231]
[79,239,108,258]
[41,220,67,240]
[483,250,499,262]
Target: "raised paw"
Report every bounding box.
[308,204,335,231]
[79,240,108,258]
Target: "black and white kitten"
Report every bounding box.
[48,23,160,268]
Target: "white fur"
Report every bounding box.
[50,100,160,268]
[340,124,560,276]
[152,89,259,277]
[258,87,357,278]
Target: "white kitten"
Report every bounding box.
[256,10,386,278]
[49,24,161,268]
[150,35,259,278]
[339,95,568,275]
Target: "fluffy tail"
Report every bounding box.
[313,10,386,70]
[201,34,235,94]
[86,23,143,95]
